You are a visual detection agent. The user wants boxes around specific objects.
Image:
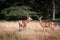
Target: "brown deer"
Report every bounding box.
[38,16,55,32]
[18,14,32,31]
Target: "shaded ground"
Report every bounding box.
[0,21,60,40]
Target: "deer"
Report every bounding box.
[18,13,32,31]
[38,16,55,32]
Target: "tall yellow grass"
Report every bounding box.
[0,22,60,40]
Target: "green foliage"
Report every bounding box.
[0,0,60,20]
[1,6,38,16]
[1,6,26,16]
[0,0,6,2]
[0,6,39,20]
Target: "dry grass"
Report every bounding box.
[0,22,60,40]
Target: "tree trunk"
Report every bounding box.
[52,0,55,20]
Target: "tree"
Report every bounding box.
[52,0,55,20]
[0,0,60,20]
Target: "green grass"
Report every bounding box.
[52,18,60,22]
[31,20,39,22]
[0,20,19,22]
[0,18,60,22]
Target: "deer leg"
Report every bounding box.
[51,22,55,32]
[50,26,54,32]
[19,23,23,31]
[49,24,54,32]
[23,24,27,30]
[43,27,44,32]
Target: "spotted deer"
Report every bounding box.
[18,15,32,31]
[38,16,55,32]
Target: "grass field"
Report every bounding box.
[0,21,60,40]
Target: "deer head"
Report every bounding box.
[24,9,32,21]
[38,15,43,22]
